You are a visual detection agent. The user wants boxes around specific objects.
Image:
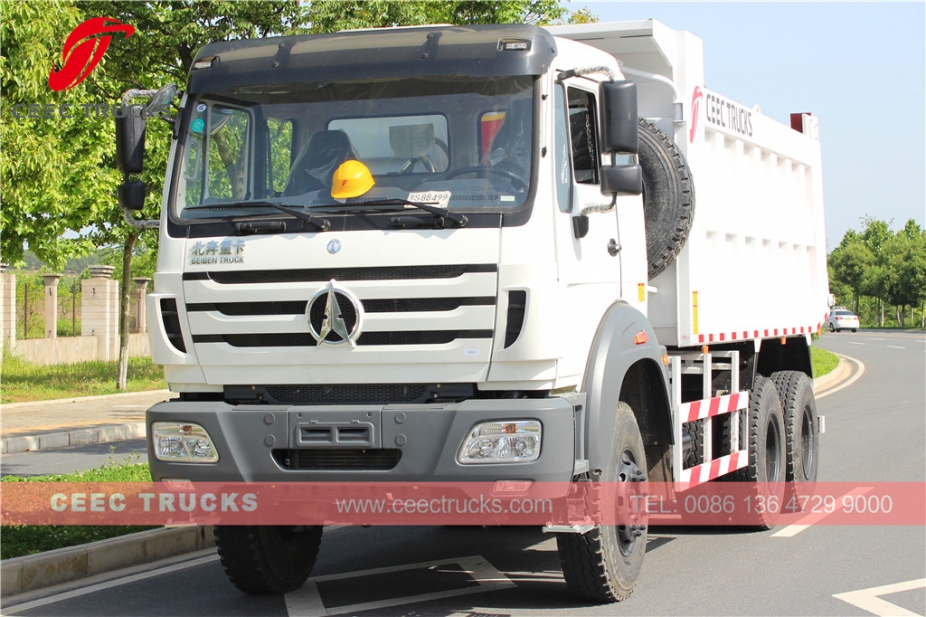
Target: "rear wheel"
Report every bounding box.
[771,371,819,502]
[734,376,786,529]
[557,402,647,602]
[215,525,323,594]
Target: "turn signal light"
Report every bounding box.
[634,331,648,345]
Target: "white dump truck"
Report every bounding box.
[116,19,829,602]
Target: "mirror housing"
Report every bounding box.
[601,80,638,154]
[118,180,146,211]
[116,104,146,174]
[145,83,178,117]
[601,164,642,196]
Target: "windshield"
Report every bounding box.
[175,75,534,220]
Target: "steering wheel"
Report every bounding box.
[443,165,528,191]
[399,139,449,174]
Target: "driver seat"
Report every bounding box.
[285,129,357,196]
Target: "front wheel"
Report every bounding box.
[557,402,647,602]
[215,525,323,594]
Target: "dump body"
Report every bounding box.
[549,21,829,346]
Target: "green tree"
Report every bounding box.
[304,0,584,33]
[0,1,118,269]
[882,220,926,327]
[829,238,874,313]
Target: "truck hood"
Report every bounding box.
[179,228,501,388]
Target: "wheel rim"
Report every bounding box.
[765,418,781,482]
[616,449,646,556]
[801,405,815,479]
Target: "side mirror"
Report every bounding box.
[601,80,638,154]
[118,180,147,210]
[601,164,642,196]
[116,104,146,174]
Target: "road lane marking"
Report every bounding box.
[833,578,926,617]
[3,553,219,613]
[848,342,866,345]
[285,555,514,617]
[771,487,872,537]
[817,355,865,400]
[888,345,906,349]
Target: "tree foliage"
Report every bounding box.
[828,217,926,327]
[0,0,119,268]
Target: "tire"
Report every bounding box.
[682,420,703,468]
[215,525,323,594]
[638,118,695,280]
[557,402,647,602]
[734,376,786,529]
[851,329,857,333]
[771,371,819,502]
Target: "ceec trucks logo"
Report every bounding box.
[48,17,134,91]
[689,86,703,143]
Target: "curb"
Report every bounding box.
[0,526,215,599]
[1,422,146,455]
[1,389,171,410]
[813,354,853,394]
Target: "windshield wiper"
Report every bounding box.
[321,198,467,228]
[186,201,330,231]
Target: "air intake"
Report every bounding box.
[159,298,186,353]
[504,290,526,348]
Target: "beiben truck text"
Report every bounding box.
[115,20,829,601]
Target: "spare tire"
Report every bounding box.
[638,118,695,280]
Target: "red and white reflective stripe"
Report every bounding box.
[681,450,748,486]
[681,391,748,423]
[697,322,823,344]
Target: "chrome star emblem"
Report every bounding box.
[306,280,362,347]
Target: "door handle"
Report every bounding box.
[608,238,621,256]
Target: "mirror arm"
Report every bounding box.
[123,209,159,230]
[579,194,617,217]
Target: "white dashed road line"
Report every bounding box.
[888,345,906,349]
[771,487,872,538]
[833,578,926,617]
[848,342,866,345]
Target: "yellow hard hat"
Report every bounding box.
[331,160,374,199]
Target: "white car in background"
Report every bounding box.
[826,308,860,332]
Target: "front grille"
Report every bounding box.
[225,383,473,405]
[265,384,428,404]
[186,296,496,316]
[192,330,493,347]
[184,264,496,285]
[273,448,401,471]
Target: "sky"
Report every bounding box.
[578,2,926,250]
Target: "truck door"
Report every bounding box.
[552,79,622,381]
[553,81,621,287]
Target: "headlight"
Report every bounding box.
[458,420,541,464]
[152,422,218,463]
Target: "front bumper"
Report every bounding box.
[146,398,576,483]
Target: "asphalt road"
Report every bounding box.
[4,331,925,617]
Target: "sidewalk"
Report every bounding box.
[0,390,172,455]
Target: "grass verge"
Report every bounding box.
[1,453,155,560]
[811,345,839,378]
[0,353,166,403]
